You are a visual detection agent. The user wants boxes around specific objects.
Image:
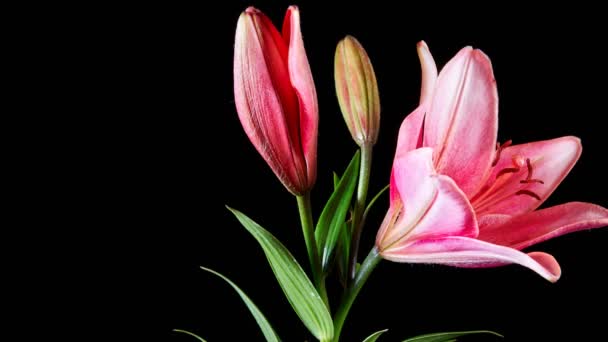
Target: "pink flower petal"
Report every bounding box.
[477,213,511,231]
[388,168,399,205]
[478,202,608,250]
[234,9,305,193]
[377,148,477,250]
[381,236,561,282]
[417,41,438,105]
[392,148,439,231]
[424,47,498,197]
[395,104,426,156]
[471,136,582,216]
[283,6,318,186]
[394,41,436,156]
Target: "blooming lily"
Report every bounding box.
[376,41,608,282]
[233,6,318,195]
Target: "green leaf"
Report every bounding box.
[199,266,280,342]
[228,207,334,341]
[333,171,340,189]
[363,328,389,342]
[332,166,356,285]
[402,330,503,342]
[173,329,207,342]
[315,150,360,271]
[363,183,389,221]
[336,218,351,286]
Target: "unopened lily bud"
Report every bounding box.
[334,35,380,146]
[233,6,318,195]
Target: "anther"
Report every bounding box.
[520,158,545,184]
[492,139,513,166]
[515,189,542,200]
[496,167,519,178]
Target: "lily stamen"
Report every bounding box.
[492,139,513,166]
[520,158,545,184]
[515,189,542,200]
[496,167,519,178]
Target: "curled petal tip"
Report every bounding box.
[471,48,493,65]
[568,135,582,149]
[528,252,561,283]
[416,40,437,105]
[244,6,259,15]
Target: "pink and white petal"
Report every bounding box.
[392,148,437,217]
[381,236,561,282]
[234,10,302,192]
[417,41,438,105]
[380,149,477,249]
[392,150,477,240]
[388,169,400,205]
[478,202,608,250]
[380,148,437,246]
[527,252,561,281]
[375,201,402,251]
[283,5,318,186]
[471,136,582,216]
[424,47,498,197]
[395,104,426,156]
[393,41,436,155]
[404,175,478,241]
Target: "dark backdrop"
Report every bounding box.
[96,1,608,341]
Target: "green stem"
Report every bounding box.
[296,193,329,306]
[333,248,381,342]
[348,144,373,281]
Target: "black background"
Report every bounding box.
[82,1,608,341]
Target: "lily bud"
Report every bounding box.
[233,6,318,195]
[334,36,380,146]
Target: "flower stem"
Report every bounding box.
[333,248,381,341]
[348,144,373,281]
[296,193,329,306]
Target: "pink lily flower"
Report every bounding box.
[233,6,318,195]
[376,41,608,282]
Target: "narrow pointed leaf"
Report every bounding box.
[363,328,389,342]
[173,329,207,342]
[199,266,280,342]
[363,183,389,221]
[333,171,340,189]
[402,330,503,342]
[228,207,334,340]
[336,218,351,286]
[333,169,355,285]
[315,150,360,271]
